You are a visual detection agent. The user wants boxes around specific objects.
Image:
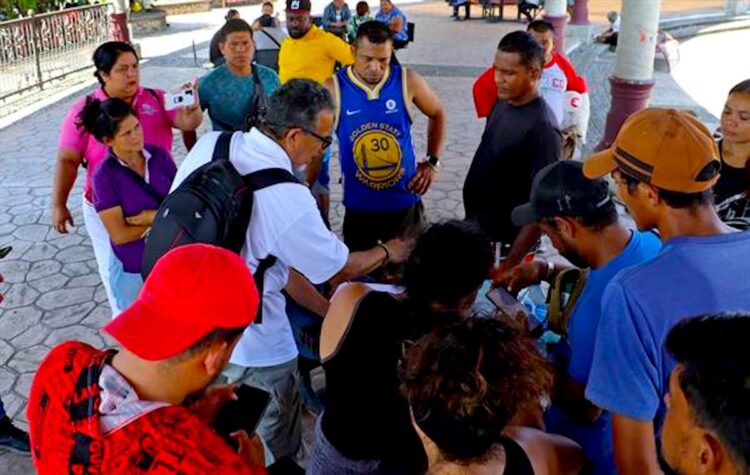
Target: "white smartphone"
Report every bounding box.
[164,89,196,110]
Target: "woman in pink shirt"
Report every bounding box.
[51,41,202,315]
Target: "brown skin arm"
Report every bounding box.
[504,223,543,272]
[407,69,445,158]
[285,269,330,318]
[328,236,413,288]
[305,157,323,188]
[390,15,404,34]
[554,375,603,424]
[51,148,84,233]
[505,426,585,475]
[98,207,151,245]
[406,70,445,195]
[612,414,662,475]
[328,246,388,289]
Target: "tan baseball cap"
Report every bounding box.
[583,108,721,193]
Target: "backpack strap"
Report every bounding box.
[242,167,300,190]
[252,256,276,325]
[211,131,236,162]
[547,268,589,336]
[243,168,302,324]
[259,28,282,48]
[241,68,268,132]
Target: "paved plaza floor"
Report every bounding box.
[0,0,734,472]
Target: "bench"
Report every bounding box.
[482,0,542,22]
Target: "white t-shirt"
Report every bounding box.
[612,17,621,33]
[171,129,350,367]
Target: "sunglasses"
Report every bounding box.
[302,128,333,149]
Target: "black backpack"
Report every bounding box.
[141,131,300,322]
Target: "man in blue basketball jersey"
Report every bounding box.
[324,20,446,252]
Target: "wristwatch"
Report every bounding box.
[425,155,441,169]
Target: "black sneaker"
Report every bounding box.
[0,416,31,455]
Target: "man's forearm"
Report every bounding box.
[426,113,446,158]
[305,159,322,187]
[554,375,603,424]
[285,269,329,318]
[507,223,542,268]
[612,414,662,475]
[328,246,387,288]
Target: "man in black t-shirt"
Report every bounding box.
[463,30,561,275]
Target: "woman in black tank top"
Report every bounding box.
[308,220,493,475]
[401,317,585,475]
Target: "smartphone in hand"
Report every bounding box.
[486,287,542,334]
[213,384,272,450]
[164,89,196,110]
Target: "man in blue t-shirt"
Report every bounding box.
[509,161,661,474]
[199,19,280,132]
[582,108,750,474]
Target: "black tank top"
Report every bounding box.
[320,291,429,473]
[500,436,535,475]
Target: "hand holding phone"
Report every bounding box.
[213,384,272,450]
[165,88,196,110]
[486,287,541,335]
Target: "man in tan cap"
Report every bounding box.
[581,108,750,475]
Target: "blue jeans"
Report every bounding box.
[0,396,5,419]
[109,254,143,314]
[285,288,326,414]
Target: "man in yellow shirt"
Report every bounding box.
[280,0,355,223]
[279,0,354,84]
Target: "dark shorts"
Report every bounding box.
[343,201,426,252]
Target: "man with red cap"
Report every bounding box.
[27,244,266,474]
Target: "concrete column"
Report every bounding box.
[725,0,750,16]
[596,0,662,150]
[570,0,590,25]
[109,0,131,43]
[544,0,568,53]
[568,0,593,45]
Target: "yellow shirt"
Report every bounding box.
[278,25,355,84]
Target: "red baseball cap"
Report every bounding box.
[103,244,259,361]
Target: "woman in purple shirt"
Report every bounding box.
[78,98,176,313]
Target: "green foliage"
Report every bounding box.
[0,0,88,20]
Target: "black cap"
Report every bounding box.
[511,161,612,226]
[286,0,311,12]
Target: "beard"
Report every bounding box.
[288,26,309,39]
[559,246,588,269]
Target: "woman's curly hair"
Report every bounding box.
[400,315,552,464]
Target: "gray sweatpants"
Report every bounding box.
[222,358,303,464]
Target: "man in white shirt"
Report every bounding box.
[171,79,411,463]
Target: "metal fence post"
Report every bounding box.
[30,13,44,91]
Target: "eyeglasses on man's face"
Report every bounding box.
[302,128,333,149]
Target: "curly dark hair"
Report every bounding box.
[402,220,492,311]
[400,315,552,464]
